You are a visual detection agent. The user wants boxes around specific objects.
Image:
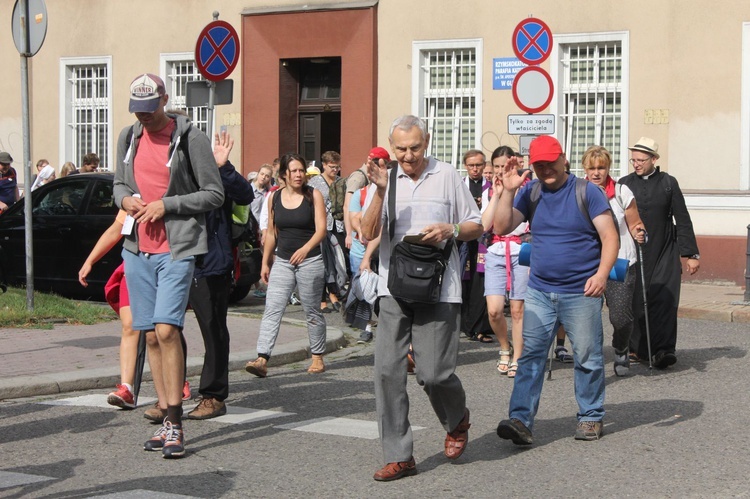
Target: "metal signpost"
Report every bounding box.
[11,0,48,310]
[195,13,240,138]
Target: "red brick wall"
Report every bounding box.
[242,8,377,176]
[683,235,747,285]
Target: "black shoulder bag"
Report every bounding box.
[386,166,453,304]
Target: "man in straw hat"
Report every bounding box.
[619,136,699,369]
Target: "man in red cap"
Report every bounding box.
[492,135,618,444]
[342,147,391,249]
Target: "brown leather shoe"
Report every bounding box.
[186,397,227,420]
[143,402,167,423]
[245,358,267,378]
[373,457,417,482]
[444,408,471,460]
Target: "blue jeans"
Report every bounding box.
[508,287,605,430]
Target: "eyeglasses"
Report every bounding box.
[629,158,651,165]
[326,164,341,170]
[465,163,485,169]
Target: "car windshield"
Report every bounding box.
[32,183,85,216]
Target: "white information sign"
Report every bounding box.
[508,114,555,135]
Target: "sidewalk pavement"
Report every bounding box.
[0,282,747,401]
[0,303,349,400]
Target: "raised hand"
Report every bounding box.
[367,158,389,189]
[501,156,528,191]
[213,131,234,168]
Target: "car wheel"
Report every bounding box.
[229,283,252,303]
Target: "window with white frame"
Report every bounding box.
[552,33,629,178]
[162,55,209,134]
[60,57,112,170]
[412,40,483,174]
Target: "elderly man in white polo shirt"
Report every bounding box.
[361,115,483,482]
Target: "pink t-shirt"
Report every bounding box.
[134,120,175,254]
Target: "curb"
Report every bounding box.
[678,306,750,324]
[0,325,348,401]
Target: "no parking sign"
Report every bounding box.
[512,17,553,65]
[195,20,240,82]
[510,17,554,115]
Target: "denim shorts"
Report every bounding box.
[484,250,529,300]
[122,250,195,331]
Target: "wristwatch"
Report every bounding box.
[688,254,700,260]
[453,224,460,239]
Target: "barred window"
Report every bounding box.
[557,37,627,178]
[164,59,208,134]
[413,40,483,174]
[62,59,111,170]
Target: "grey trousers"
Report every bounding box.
[257,255,326,358]
[374,297,466,463]
[604,265,636,353]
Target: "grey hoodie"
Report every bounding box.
[114,113,225,260]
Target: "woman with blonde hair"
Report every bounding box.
[60,162,77,178]
[582,145,646,376]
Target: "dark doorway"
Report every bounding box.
[278,57,341,164]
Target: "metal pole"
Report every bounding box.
[204,10,219,140]
[745,224,750,302]
[207,81,215,139]
[20,0,34,310]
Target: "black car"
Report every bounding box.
[0,173,259,302]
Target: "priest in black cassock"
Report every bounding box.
[619,137,700,369]
[460,149,492,341]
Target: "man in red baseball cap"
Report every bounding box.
[492,134,618,445]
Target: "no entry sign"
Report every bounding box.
[512,66,554,114]
[195,20,240,82]
[512,17,553,66]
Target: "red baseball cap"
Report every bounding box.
[368,147,391,162]
[529,136,563,165]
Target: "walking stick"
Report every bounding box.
[637,240,653,372]
[547,336,555,380]
[133,330,147,405]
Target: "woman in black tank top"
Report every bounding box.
[263,156,327,268]
[245,153,329,377]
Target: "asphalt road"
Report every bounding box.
[1,317,748,498]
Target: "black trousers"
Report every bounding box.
[189,272,232,401]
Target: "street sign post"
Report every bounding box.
[12,0,48,309]
[511,66,554,114]
[194,14,240,138]
[511,17,553,66]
